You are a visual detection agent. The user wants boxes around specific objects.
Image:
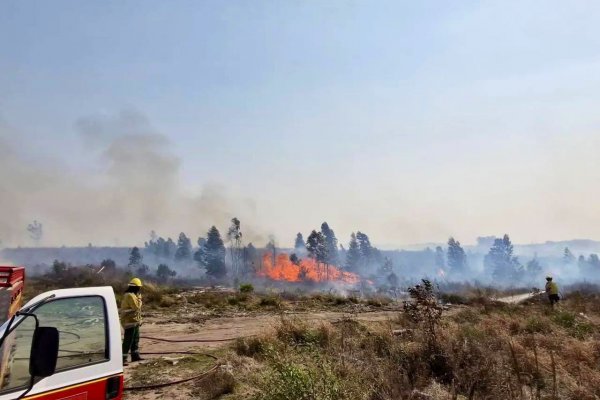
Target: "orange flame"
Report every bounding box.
[259,253,360,284]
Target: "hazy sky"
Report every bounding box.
[1,1,600,247]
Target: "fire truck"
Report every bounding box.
[0,266,123,399]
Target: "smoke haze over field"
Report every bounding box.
[0,111,263,246]
[2,1,600,247]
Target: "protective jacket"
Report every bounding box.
[545,281,559,296]
[120,292,142,328]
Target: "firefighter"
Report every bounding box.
[121,277,144,364]
[545,276,560,308]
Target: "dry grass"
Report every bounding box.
[222,291,600,400]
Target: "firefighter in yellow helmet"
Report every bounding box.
[121,277,144,364]
[545,276,560,308]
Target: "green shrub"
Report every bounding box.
[259,295,281,308]
[524,317,552,334]
[257,359,343,400]
[240,283,255,294]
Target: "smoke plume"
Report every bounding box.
[0,110,262,247]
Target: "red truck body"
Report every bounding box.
[0,267,123,400]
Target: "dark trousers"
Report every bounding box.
[549,294,560,307]
[122,325,140,360]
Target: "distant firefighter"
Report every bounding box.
[545,276,560,308]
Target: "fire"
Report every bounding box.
[259,253,360,284]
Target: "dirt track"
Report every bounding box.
[124,309,404,399]
[124,293,533,399]
[139,310,402,353]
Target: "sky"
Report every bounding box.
[1,0,600,248]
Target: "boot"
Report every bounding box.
[131,353,144,362]
[122,357,129,366]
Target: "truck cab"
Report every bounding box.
[0,286,123,400]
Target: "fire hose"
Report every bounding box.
[123,335,253,391]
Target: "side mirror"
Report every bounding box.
[29,327,59,378]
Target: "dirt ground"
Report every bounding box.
[123,292,534,399]
[123,309,404,399]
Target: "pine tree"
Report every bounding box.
[356,231,374,269]
[156,264,176,282]
[446,238,467,275]
[243,243,257,274]
[174,232,192,262]
[563,247,576,265]
[345,233,361,272]
[194,237,207,267]
[227,217,243,277]
[294,233,306,251]
[204,226,227,279]
[128,246,142,268]
[320,222,339,266]
[484,234,522,282]
[306,230,327,263]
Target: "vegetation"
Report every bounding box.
[225,290,600,400]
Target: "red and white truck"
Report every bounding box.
[0,266,124,399]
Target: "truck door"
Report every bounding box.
[0,287,123,400]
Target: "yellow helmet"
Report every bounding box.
[129,277,143,287]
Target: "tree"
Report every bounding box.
[165,238,177,259]
[156,264,177,282]
[194,237,207,267]
[563,247,576,265]
[320,222,339,266]
[290,253,301,265]
[294,233,306,251]
[136,264,149,277]
[356,231,373,265]
[52,260,68,276]
[174,233,192,262]
[435,246,445,271]
[27,220,43,246]
[387,272,399,288]
[588,254,600,271]
[243,243,257,274]
[266,236,277,266]
[484,234,522,283]
[306,230,327,279]
[578,255,587,273]
[227,217,243,277]
[100,259,116,273]
[525,257,543,283]
[306,230,326,263]
[204,226,227,279]
[446,238,467,275]
[345,233,361,272]
[128,247,142,268]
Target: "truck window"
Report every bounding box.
[0,315,36,393]
[34,296,108,371]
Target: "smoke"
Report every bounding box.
[0,110,264,247]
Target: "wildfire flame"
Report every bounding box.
[259,253,360,284]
